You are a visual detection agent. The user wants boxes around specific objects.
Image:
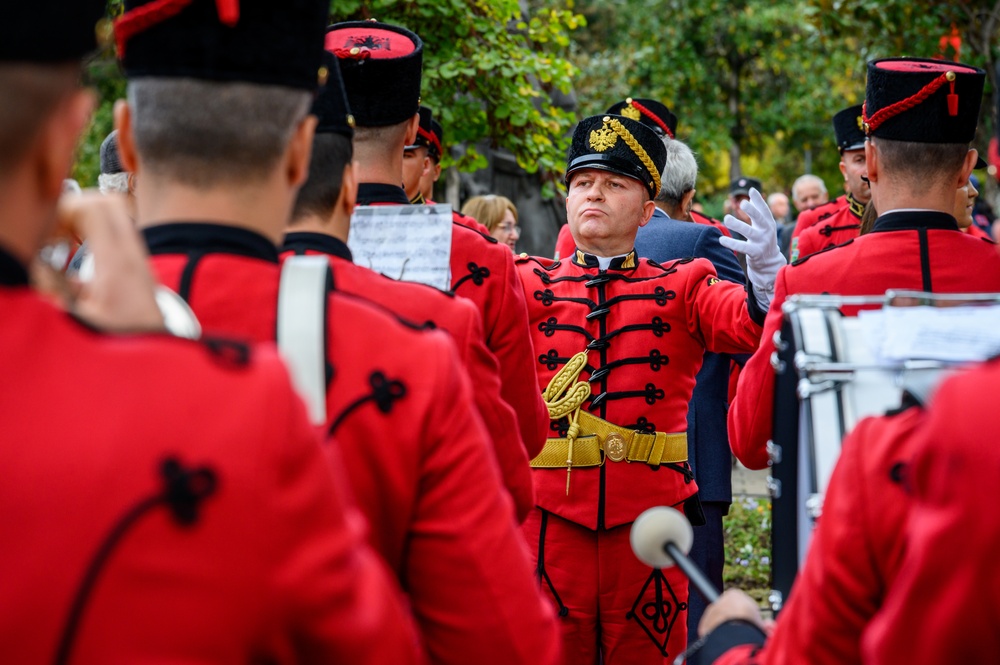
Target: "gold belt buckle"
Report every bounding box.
[604,432,627,462]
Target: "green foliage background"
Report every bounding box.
[76,0,1000,208]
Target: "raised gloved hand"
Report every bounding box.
[719,187,787,312]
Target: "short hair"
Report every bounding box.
[873,138,969,191]
[791,174,827,202]
[0,64,80,175]
[655,138,697,206]
[128,78,311,188]
[461,195,517,233]
[353,121,411,152]
[291,133,354,221]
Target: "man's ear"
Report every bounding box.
[114,99,139,174]
[421,155,433,178]
[838,158,848,181]
[864,140,878,184]
[36,88,95,201]
[432,162,442,180]
[404,113,420,147]
[639,199,656,227]
[339,160,358,215]
[287,114,318,187]
[958,149,978,188]
[681,189,697,215]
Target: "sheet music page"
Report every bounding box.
[347,204,453,291]
[875,305,1000,362]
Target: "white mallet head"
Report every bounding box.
[630,506,694,568]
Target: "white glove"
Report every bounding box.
[719,187,787,311]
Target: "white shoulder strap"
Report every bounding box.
[277,255,330,426]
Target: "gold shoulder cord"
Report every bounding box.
[542,351,591,494]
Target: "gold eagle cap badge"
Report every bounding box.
[856,115,864,130]
[621,98,642,121]
[589,120,618,152]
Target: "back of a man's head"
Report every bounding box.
[128,78,310,189]
[872,138,969,194]
[0,65,81,179]
[352,121,412,159]
[656,138,697,207]
[292,133,354,221]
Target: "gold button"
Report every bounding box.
[605,433,627,462]
[946,71,956,82]
[519,252,528,258]
[350,47,361,55]
[317,66,329,86]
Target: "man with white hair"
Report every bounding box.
[791,173,828,213]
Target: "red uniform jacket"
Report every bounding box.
[789,201,863,262]
[730,211,1000,470]
[863,361,1000,663]
[358,183,549,459]
[517,249,763,529]
[711,405,925,665]
[0,248,422,664]
[144,223,561,665]
[281,231,534,522]
[557,213,731,261]
[790,195,848,240]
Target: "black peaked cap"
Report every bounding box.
[117,0,329,91]
[864,57,985,144]
[326,21,423,128]
[832,104,866,152]
[2,0,106,63]
[606,98,677,139]
[567,114,666,200]
[730,177,763,197]
[313,51,355,138]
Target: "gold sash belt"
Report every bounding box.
[530,410,687,469]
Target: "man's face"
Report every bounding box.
[769,194,790,219]
[840,148,870,203]
[730,194,752,223]
[566,168,650,252]
[401,146,430,199]
[418,158,441,199]
[793,182,826,211]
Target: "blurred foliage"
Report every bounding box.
[723,496,772,604]
[73,1,1000,203]
[555,0,1000,201]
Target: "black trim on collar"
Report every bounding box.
[143,223,279,263]
[871,210,960,234]
[357,183,410,206]
[282,232,353,262]
[571,248,639,271]
[0,245,29,286]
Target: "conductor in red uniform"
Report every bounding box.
[111,3,560,664]
[0,2,423,663]
[789,104,870,260]
[700,56,1000,664]
[327,21,550,457]
[729,57,1000,471]
[517,113,784,663]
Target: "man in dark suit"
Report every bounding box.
[633,131,747,638]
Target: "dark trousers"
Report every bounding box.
[686,501,728,640]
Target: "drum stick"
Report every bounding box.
[630,506,722,603]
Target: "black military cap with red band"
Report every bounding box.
[2,0,105,62]
[605,98,678,140]
[115,0,329,91]
[407,106,444,162]
[863,57,986,144]
[326,21,423,128]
